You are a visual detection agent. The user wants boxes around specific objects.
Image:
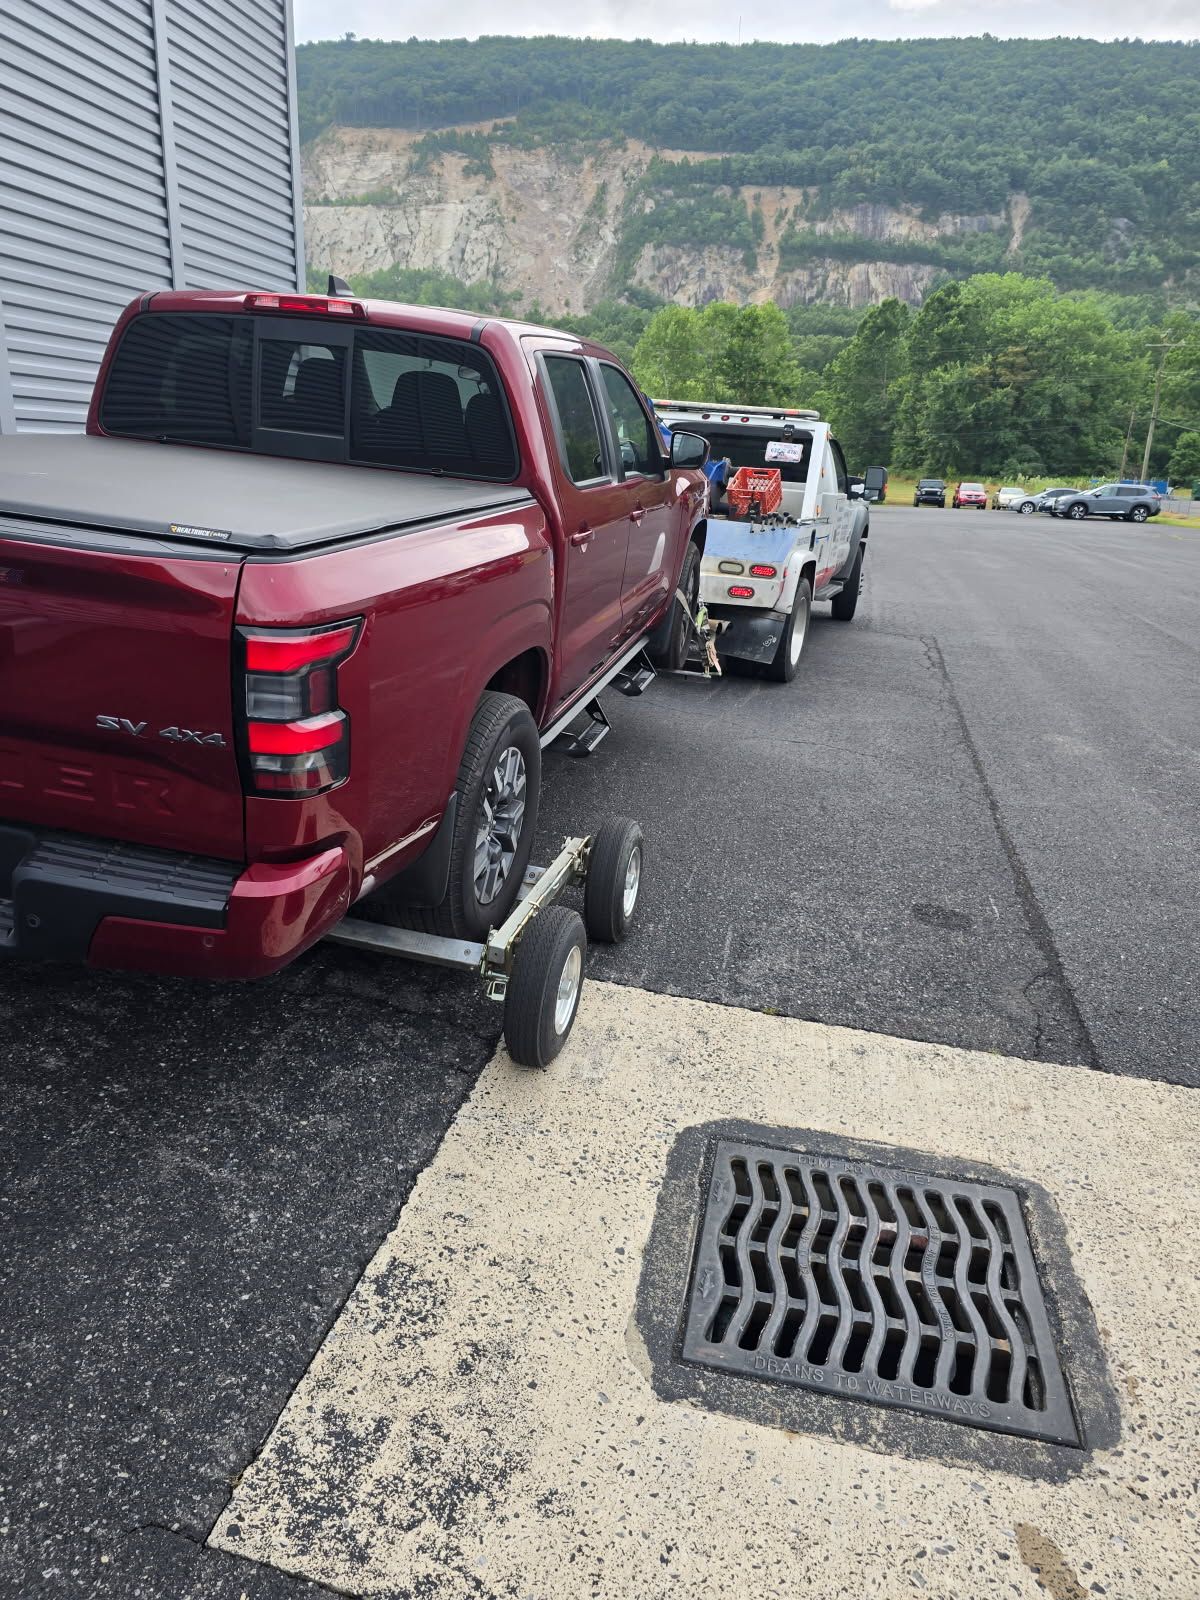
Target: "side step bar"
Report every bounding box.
[813,580,844,602]
[540,635,657,757]
[559,700,611,758]
[612,650,656,698]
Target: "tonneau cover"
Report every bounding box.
[0,435,532,553]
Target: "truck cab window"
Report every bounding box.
[260,341,345,436]
[99,313,252,445]
[544,356,607,485]
[599,365,662,478]
[349,331,516,478]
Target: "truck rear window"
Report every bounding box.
[100,313,518,481]
[689,428,811,483]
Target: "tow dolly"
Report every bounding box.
[327,818,644,1070]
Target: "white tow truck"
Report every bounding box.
[653,401,875,681]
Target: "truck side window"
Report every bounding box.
[598,365,663,478]
[544,356,607,485]
[830,439,850,494]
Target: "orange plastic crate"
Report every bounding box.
[726,466,782,518]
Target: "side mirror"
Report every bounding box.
[670,430,710,469]
[847,476,866,500]
[863,464,888,503]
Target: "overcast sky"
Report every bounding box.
[292,0,1198,45]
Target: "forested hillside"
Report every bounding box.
[298,35,1200,299]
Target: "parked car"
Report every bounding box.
[914,478,946,507]
[1011,486,1078,515]
[1051,483,1161,523]
[654,399,873,681]
[993,486,1025,510]
[0,289,709,979]
[952,481,988,509]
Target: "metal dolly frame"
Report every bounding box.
[327,818,644,1069]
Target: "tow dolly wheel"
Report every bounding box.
[503,905,587,1069]
[585,817,644,943]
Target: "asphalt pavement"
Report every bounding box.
[2,505,1197,1598]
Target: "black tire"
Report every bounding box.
[503,905,586,1069]
[1019,501,1036,514]
[647,541,700,671]
[369,691,540,939]
[831,544,865,622]
[1066,500,1089,520]
[1129,505,1149,523]
[584,818,643,943]
[767,577,811,683]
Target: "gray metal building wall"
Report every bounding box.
[0,0,304,434]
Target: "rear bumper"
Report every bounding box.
[0,825,351,980]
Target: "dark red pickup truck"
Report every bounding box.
[0,290,708,978]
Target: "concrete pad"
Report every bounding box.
[213,984,1200,1599]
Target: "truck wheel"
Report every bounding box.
[647,541,700,671]
[831,546,865,622]
[767,577,811,683]
[585,817,643,943]
[370,691,540,940]
[503,906,586,1068]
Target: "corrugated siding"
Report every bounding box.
[0,0,173,430]
[166,0,299,291]
[0,0,301,432]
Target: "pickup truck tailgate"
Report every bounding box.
[0,526,246,859]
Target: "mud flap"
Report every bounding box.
[717,610,787,666]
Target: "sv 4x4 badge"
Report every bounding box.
[97,715,227,747]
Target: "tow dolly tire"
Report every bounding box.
[504,906,587,1069]
[647,541,700,671]
[585,817,644,943]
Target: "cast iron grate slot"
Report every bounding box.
[682,1140,1079,1446]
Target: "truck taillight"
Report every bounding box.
[236,621,360,795]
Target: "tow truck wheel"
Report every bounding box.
[504,906,587,1069]
[831,546,865,622]
[647,542,700,671]
[585,817,644,943]
[767,578,811,682]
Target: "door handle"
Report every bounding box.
[630,507,645,524]
[570,524,593,548]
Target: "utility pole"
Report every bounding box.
[1117,406,1136,480]
[1140,342,1180,483]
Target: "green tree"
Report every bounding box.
[715,304,800,405]
[821,298,910,466]
[630,306,707,399]
[894,275,1135,475]
[1167,431,1200,485]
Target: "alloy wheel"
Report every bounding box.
[473,745,527,905]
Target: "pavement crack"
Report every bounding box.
[921,635,1101,1070]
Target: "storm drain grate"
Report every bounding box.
[683,1140,1079,1445]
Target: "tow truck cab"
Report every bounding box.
[652,399,876,678]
